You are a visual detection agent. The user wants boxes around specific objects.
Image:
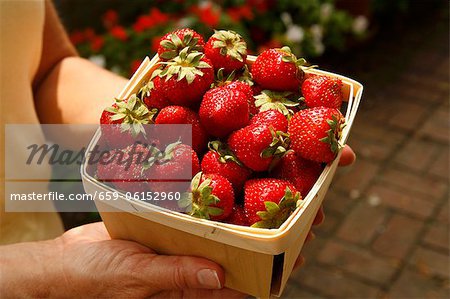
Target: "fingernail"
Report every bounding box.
[197,269,222,289]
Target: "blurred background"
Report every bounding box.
[54,0,449,298]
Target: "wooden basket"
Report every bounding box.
[81,55,363,298]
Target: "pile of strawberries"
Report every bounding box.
[97,28,345,229]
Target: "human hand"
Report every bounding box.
[1,222,245,299]
[294,145,356,269]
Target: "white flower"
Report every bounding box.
[199,0,210,8]
[177,17,192,28]
[286,25,304,43]
[312,40,325,55]
[310,24,323,41]
[281,12,292,26]
[320,3,333,20]
[353,15,369,34]
[89,55,106,68]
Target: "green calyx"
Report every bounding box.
[251,187,302,229]
[105,94,157,137]
[212,30,247,62]
[208,141,243,166]
[280,46,307,68]
[319,114,346,154]
[141,141,182,172]
[159,32,203,60]
[138,70,162,98]
[254,90,303,117]
[214,68,236,86]
[178,172,223,219]
[261,127,290,159]
[159,48,211,84]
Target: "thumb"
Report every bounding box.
[141,254,225,291]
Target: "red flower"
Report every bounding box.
[130,59,143,76]
[69,30,85,45]
[110,25,127,41]
[90,36,104,52]
[102,9,118,29]
[227,5,254,22]
[151,35,162,53]
[132,8,169,32]
[83,28,96,41]
[133,15,153,32]
[148,8,169,24]
[190,3,220,28]
[246,0,273,13]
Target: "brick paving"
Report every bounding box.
[283,7,449,299]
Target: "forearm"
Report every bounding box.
[0,239,61,297]
[34,56,127,125]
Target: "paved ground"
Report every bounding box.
[282,6,449,299]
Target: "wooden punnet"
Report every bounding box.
[81,55,363,298]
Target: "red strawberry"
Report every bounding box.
[157,28,205,60]
[145,143,200,193]
[249,109,288,130]
[140,76,171,110]
[159,50,214,107]
[201,141,252,194]
[244,178,301,228]
[155,106,208,153]
[97,143,155,193]
[252,47,306,91]
[204,30,247,73]
[223,80,258,116]
[100,95,157,149]
[224,205,249,226]
[227,118,289,172]
[302,74,343,109]
[199,86,249,138]
[272,151,323,196]
[288,107,345,163]
[181,172,235,221]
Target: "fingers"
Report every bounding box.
[152,288,247,299]
[339,145,356,166]
[293,255,305,271]
[312,206,325,226]
[140,255,225,291]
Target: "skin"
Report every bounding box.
[0,1,357,297]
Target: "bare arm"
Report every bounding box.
[33,0,127,125]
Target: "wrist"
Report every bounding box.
[0,238,61,297]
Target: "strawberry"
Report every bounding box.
[157,28,205,60]
[100,95,157,149]
[159,49,214,107]
[201,141,252,194]
[224,205,249,226]
[97,143,155,193]
[272,151,323,196]
[254,90,302,117]
[249,109,288,130]
[244,178,301,228]
[227,114,289,172]
[302,74,343,109]
[144,142,200,193]
[288,107,345,163]
[204,30,247,73]
[155,106,208,153]
[251,46,306,91]
[140,76,171,110]
[180,172,235,221]
[199,86,249,138]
